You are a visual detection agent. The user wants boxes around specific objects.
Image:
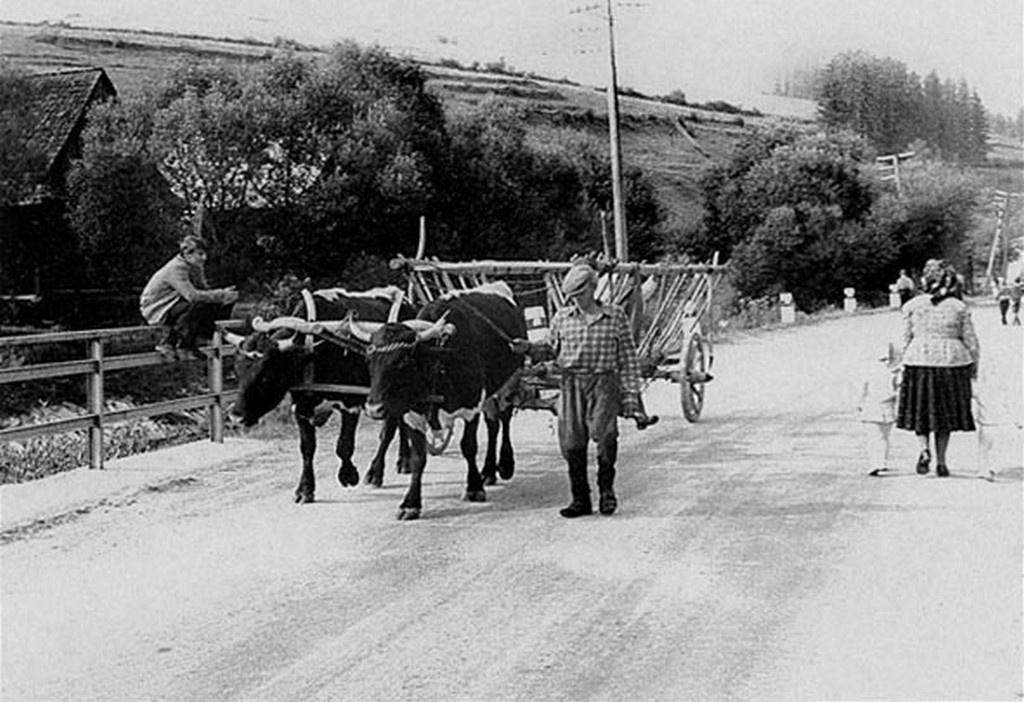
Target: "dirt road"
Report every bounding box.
[2,302,1021,701]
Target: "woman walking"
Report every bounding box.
[896,259,979,477]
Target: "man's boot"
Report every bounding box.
[560,448,592,518]
[597,440,618,515]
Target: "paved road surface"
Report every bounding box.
[2,302,1021,701]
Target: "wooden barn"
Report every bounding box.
[0,67,117,323]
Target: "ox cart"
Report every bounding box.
[390,255,726,424]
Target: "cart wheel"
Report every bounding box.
[427,424,454,455]
[680,332,710,422]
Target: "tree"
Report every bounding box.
[67,41,668,291]
[688,124,805,261]
[688,126,888,309]
[66,95,184,289]
[818,51,917,153]
[868,158,981,273]
[967,90,989,162]
[817,52,989,162]
[435,99,666,263]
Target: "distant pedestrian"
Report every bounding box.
[140,235,239,360]
[858,342,902,477]
[1011,276,1023,326]
[895,269,916,307]
[994,277,1011,325]
[896,259,979,477]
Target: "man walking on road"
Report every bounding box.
[1010,276,1023,326]
[994,277,1011,325]
[511,262,650,518]
[895,269,916,307]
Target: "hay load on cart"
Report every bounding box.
[391,254,725,422]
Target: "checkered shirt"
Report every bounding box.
[546,303,642,396]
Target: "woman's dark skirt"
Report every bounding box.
[897,365,975,434]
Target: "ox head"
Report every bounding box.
[350,315,453,421]
[226,319,310,426]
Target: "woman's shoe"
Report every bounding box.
[936,464,950,478]
[916,449,931,475]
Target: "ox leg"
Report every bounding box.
[481,414,500,486]
[396,422,412,474]
[335,411,360,488]
[398,429,427,520]
[497,404,515,480]
[365,418,398,488]
[462,416,487,502]
[294,409,317,504]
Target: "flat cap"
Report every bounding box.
[561,264,597,297]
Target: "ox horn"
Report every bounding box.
[387,288,405,323]
[413,312,455,343]
[223,330,265,359]
[252,315,314,334]
[249,317,300,352]
[222,331,247,347]
[347,317,384,343]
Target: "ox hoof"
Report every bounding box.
[481,471,497,486]
[396,460,412,475]
[294,492,315,504]
[337,465,359,488]
[397,507,421,521]
[498,461,515,480]
[463,490,487,503]
[363,470,384,488]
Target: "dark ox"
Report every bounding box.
[352,282,527,520]
[227,287,415,503]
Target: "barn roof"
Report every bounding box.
[13,68,117,199]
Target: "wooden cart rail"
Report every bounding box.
[0,322,243,470]
[391,255,726,421]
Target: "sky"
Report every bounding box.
[3,0,1022,115]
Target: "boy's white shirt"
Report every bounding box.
[856,360,900,423]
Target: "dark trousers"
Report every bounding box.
[999,299,1010,324]
[162,299,234,349]
[558,372,620,505]
[898,290,914,307]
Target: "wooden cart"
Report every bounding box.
[392,255,725,422]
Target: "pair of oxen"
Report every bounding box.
[223,283,527,520]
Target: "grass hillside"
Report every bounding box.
[1,20,811,234]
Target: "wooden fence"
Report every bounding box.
[0,322,241,470]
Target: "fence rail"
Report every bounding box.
[0,322,241,469]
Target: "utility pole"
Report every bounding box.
[604,0,628,262]
[570,1,639,261]
[984,191,1023,285]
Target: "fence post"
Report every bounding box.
[87,338,104,469]
[209,327,225,443]
[779,292,795,324]
[843,287,857,313]
[888,284,901,309]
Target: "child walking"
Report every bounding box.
[972,367,1024,482]
[858,342,902,476]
